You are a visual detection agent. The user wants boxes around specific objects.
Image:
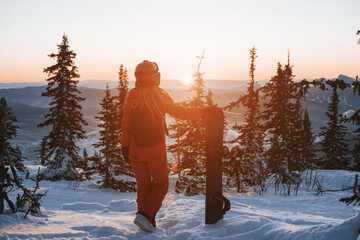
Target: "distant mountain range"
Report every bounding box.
[1,74,355,89]
[0,75,358,163]
[0,83,244,161]
[0,79,250,90]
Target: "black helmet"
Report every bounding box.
[135,60,160,87]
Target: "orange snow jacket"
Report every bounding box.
[120,87,203,150]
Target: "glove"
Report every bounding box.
[122,146,130,163]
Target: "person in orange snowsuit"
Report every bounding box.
[121,60,203,232]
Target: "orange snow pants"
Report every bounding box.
[129,138,168,222]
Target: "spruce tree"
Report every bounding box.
[91,84,135,192]
[38,137,48,165]
[116,65,135,190]
[282,54,308,175]
[0,98,24,213]
[287,95,305,173]
[262,63,289,191]
[0,98,46,216]
[168,52,209,196]
[292,79,320,172]
[262,59,301,195]
[319,79,351,169]
[38,34,87,180]
[79,148,90,180]
[227,47,265,193]
[115,64,129,134]
[301,108,318,170]
[113,64,133,177]
[94,84,118,187]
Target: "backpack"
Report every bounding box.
[131,105,165,147]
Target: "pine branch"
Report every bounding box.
[339,193,360,206]
[316,186,354,195]
[222,94,247,111]
[24,168,48,219]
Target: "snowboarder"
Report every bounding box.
[121,60,204,232]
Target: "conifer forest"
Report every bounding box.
[1,1,360,238]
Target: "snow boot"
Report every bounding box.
[134,213,156,232]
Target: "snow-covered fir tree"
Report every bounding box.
[226,47,266,194]
[168,52,211,196]
[0,98,46,215]
[319,79,351,170]
[38,34,87,180]
[90,84,135,192]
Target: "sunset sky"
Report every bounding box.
[0,0,359,83]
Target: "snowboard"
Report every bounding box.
[204,106,230,224]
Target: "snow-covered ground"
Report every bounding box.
[1,166,360,240]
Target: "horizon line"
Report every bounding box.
[0,75,351,85]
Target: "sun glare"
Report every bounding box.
[182,74,194,86]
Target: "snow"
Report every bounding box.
[338,75,354,85]
[343,110,355,119]
[1,167,360,240]
[225,128,240,150]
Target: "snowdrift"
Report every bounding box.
[0,167,360,240]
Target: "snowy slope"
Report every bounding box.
[1,166,360,240]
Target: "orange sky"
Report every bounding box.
[0,0,359,83]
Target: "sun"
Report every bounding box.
[182,74,194,86]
